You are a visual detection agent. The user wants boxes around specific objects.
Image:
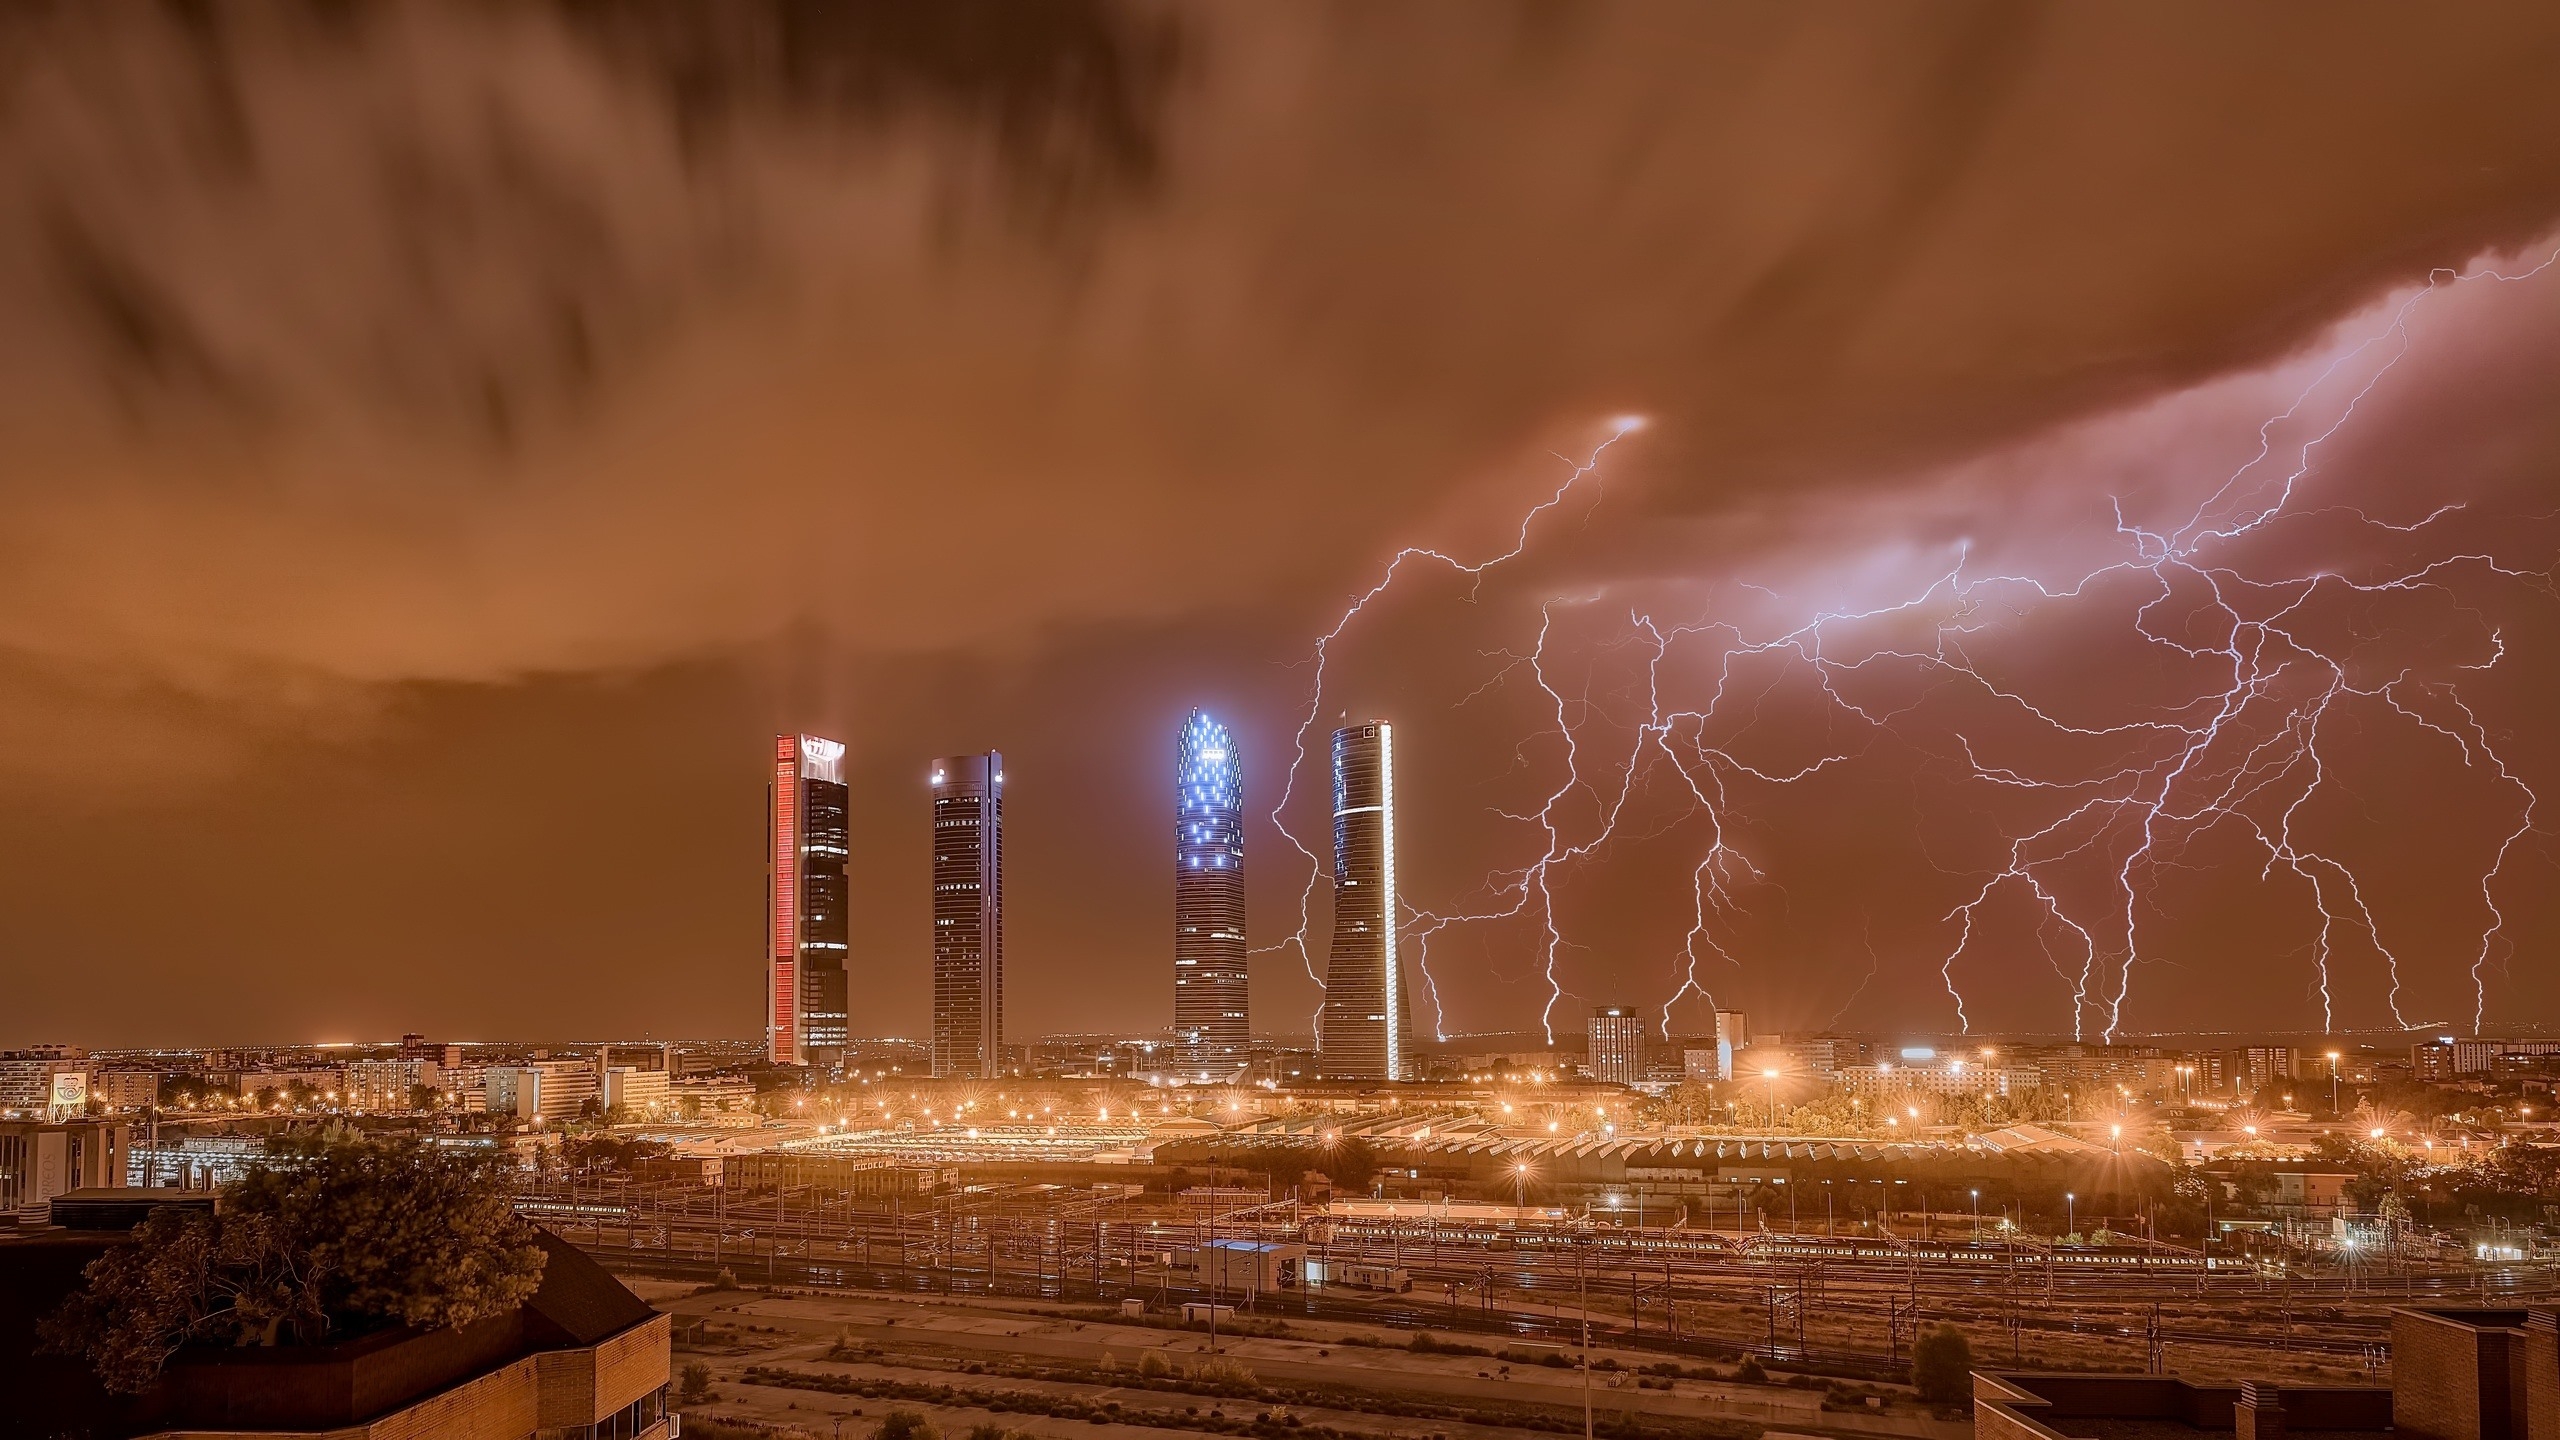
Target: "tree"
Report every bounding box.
[678,1361,714,1403]
[1911,1323,1974,1405]
[41,1136,548,1393]
[873,1410,939,1440]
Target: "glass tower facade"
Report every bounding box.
[930,752,1005,1079]
[1318,720,1412,1081]
[1174,710,1248,1060]
[768,734,850,1067]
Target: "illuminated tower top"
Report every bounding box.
[1175,710,1247,1061]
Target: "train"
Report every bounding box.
[1327,1261,1414,1293]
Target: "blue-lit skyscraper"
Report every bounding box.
[1175,710,1249,1058]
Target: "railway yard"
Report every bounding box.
[524,1174,2560,1408]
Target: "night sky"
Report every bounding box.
[6,3,2560,1049]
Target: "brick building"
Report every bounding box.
[1978,1305,2560,1440]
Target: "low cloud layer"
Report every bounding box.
[2,3,2557,1044]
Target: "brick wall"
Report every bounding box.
[138,1314,667,1440]
[593,1314,672,1419]
[141,1353,543,1440]
[2394,1310,2514,1440]
[2524,1311,2559,1440]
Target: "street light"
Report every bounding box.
[2327,1051,2343,1115]
[1762,1068,1780,1129]
[2065,1191,2076,1243]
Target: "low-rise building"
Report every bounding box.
[0,1047,90,1118]
[0,1120,130,1217]
[1977,1306,2560,1440]
[1837,1060,2043,1098]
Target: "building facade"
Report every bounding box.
[1174,709,1250,1059]
[342,1057,440,1112]
[485,1062,599,1124]
[768,734,852,1068]
[0,1120,128,1215]
[0,1047,88,1118]
[931,752,1006,1079]
[1837,1060,2043,1098]
[1318,721,1411,1081]
[1588,1006,1647,1085]
[1711,1010,1750,1081]
[602,1066,672,1118]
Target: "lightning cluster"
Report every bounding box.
[1272,251,2557,1045]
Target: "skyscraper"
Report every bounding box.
[930,752,1005,1079]
[767,734,850,1068]
[1318,720,1411,1081]
[1588,1006,1648,1086]
[1174,710,1249,1060]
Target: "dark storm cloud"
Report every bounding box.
[3,2,2559,1043]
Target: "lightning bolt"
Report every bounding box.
[1260,420,1648,1039]
[1287,245,2556,1048]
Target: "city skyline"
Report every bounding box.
[14,15,2560,1425]
[7,10,2560,1050]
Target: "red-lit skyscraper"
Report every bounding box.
[930,752,1004,1079]
[768,734,850,1067]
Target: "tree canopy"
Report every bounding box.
[41,1135,547,1393]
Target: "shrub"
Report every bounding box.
[679,1361,714,1403]
[1191,1356,1260,1391]
[1137,1350,1174,1378]
[1736,1355,1768,1384]
[873,1410,939,1440]
[1911,1324,1974,1405]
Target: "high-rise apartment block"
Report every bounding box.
[1712,1009,1750,1081]
[1588,1005,1647,1085]
[768,734,851,1068]
[1174,710,1249,1059]
[931,752,1005,1079]
[1318,721,1411,1081]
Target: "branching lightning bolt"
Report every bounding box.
[1260,420,1649,1038]
[1280,246,2557,1048]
